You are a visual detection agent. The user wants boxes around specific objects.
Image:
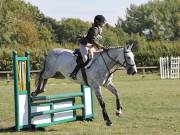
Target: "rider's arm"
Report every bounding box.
[88,27,105,49]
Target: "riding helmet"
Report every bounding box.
[94,15,106,25]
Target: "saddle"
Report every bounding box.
[69,49,89,84]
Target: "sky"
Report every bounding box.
[25,0,150,26]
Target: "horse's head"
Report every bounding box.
[121,44,137,75]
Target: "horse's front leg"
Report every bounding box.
[93,85,112,126]
[104,82,123,117]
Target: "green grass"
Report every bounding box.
[0,73,180,135]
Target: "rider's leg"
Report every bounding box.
[69,44,89,79]
[85,47,96,68]
[90,47,96,58]
[80,44,89,63]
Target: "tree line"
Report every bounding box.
[0,0,179,71]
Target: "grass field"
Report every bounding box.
[0,73,180,135]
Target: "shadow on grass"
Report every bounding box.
[0,126,46,133]
[0,117,93,133]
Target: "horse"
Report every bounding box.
[31,44,137,126]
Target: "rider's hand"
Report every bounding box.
[102,47,108,51]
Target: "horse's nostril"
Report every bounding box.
[132,71,136,75]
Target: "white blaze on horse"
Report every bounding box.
[31,44,137,126]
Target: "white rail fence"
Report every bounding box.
[0,67,158,81]
[160,56,180,79]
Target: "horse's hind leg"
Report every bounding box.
[31,80,42,96]
[105,82,123,117]
[41,79,48,92]
[31,79,48,96]
[31,60,57,96]
[32,68,56,96]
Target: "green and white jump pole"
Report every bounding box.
[13,51,94,131]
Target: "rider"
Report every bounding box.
[70,15,107,79]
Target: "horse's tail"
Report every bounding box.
[35,59,46,88]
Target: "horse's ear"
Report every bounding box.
[127,43,133,50]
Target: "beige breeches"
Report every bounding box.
[80,44,97,62]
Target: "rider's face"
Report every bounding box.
[99,22,106,27]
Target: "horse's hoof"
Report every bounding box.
[106,121,112,126]
[116,110,123,117]
[116,112,123,117]
[69,73,77,80]
[31,92,37,97]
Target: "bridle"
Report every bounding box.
[100,47,136,84]
[100,48,135,70]
[122,49,136,67]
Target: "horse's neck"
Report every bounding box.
[95,48,124,71]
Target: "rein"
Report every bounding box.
[100,48,135,85]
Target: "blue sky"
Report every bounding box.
[25,0,150,26]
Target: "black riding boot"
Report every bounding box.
[70,55,88,80]
[69,65,81,80]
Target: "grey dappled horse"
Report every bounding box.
[31,44,137,126]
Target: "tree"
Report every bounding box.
[117,0,180,41]
[117,4,154,37]
[57,18,90,43]
[153,0,180,40]
[0,0,18,47]
[41,17,59,41]
[16,20,38,47]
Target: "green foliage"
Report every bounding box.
[40,17,60,41]
[0,48,12,71]
[0,0,52,48]
[0,0,180,71]
[0,0,18,47]
[102,25,128,47]
[57,18,90,43]
[16,20,38,47]
[118,0,180,40]
[117,4,154,36]
[102,27,119,47]
[135,40,180,66]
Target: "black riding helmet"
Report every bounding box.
[94,15,106,25]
